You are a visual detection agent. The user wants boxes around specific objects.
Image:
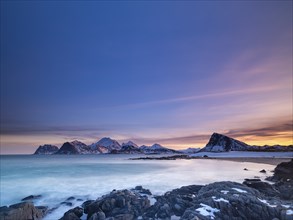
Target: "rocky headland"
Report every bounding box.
[1,159,292,220]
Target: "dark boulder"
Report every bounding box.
[60,202,73,206]
[243,179,280,197]
[271,159,293,181]
[143,184,203,218]
[133,186,152,195]
[59,206,83,220]
[84,189,150,220]
[274,180,293,200]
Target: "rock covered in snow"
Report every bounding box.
[34,144,59,155]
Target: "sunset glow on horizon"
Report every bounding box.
[1,1,292,154]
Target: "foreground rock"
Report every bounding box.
[82,189,150,220]
[268,159,293,181]
[3,160,293,220]
[0,202,47,220]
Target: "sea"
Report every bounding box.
[0,154,276,219]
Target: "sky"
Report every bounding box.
[1,1,292,154]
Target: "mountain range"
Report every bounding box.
[34,138,181,155]
[33,133,293,155]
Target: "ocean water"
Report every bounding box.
[0,154,276,219]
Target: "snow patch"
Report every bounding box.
[287,210,293,215]
[147,195,156,206]
[212,196,229,203]
[282,205,290,208]
[232,188,247,193]
[196,203,220,219]
[257,198,277,207]
[220,190,229,195]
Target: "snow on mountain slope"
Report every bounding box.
[201,133,249,152]
[56,140,89,154]
[121,141,138,148]
[34,144,59,155]
[89,137,121,153]
[179,147,201,154]
[139,144,179,154]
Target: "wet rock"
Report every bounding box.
[133,186,152,195]
[243,179,280,197]
[143,184,203,218]
[84,189,150,220]
[66,196,75,201]
[180,181,287,220]
[0,202,46,220]
[274,180,293,200]
[244,178,261,182]
[35,206,49,216]
[21,195,42,201]
[270,159,293,181]
[88,211,106,220]
[59,206,83,220]
[60,202,73,206]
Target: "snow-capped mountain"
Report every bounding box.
[55,140,90,154]
[121,141,138,148]
[179,147,201,154]
[110,141,142,154]
[201,133,249,152]
[139,143,179,154]
[112,146,143,154]
[89,137,121,153]
[34,144,59,155]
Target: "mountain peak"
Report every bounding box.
[122,141,138,148]
[89,137,121,152]
[70,140,87,146]
[34,144,59,155]
[202,132,249,152]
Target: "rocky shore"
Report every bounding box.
[1,159,292,220]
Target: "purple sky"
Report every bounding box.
[1,1,292,154]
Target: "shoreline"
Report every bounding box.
[202,157,292,166]
[2,159,292,220]
[1,159,292,220]
[131,154,292,166]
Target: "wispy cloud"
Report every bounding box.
[114,85,283,110]
[122,118,293,148]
